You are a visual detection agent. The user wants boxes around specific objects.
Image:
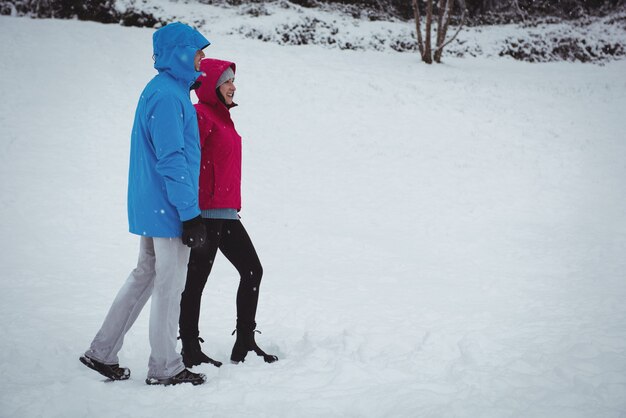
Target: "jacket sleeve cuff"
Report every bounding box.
[179,207,201,223]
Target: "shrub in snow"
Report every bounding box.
[0,0,164,26]
[498,15,626,63]
[500,35,625,62]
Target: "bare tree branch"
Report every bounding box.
[434,5,466,54]
[510,0,526,22]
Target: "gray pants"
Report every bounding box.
[85,236,190,379]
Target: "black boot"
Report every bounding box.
[80,355,130,381]
[179,336,222,368]
[230,323,278,364]
[146,369,206,386]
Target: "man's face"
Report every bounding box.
[194,50,206,71]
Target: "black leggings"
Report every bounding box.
[179,218,263,339]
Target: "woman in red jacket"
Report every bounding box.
[179,58,278,367]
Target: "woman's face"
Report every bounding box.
[218,79,236,105]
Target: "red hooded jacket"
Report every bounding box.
[194,59,242,211]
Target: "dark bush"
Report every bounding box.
[499,33,625,62]
[0,0,164,27]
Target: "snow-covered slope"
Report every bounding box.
[1,15,626,418]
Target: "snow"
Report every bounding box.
[1,13,626,418]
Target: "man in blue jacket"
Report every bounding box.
[80,22,210,386]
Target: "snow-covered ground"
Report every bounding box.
[1,13,626,418]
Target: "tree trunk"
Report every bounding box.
[415,0,466,64]
[424,0,433,64]
[434,0,453,63]
[412,0,425,59]
[435,0,446,51]
[434,1,467,63]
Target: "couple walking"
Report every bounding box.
[79,22,277,386]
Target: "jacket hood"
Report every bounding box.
[196,58,236,107]
[153,22,210,86]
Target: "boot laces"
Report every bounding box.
[177,335,206,343]
[231,329,262,336]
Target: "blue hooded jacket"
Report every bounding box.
[127,23,210,237]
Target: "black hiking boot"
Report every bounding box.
[79,355,130,381]
[230,323,278,364]
[145,368,206,386]
[179,336,223,368]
